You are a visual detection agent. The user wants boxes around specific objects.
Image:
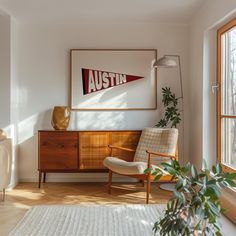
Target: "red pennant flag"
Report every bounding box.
[82,68,143,95]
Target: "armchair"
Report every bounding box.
[103,128,178,204]
[0,138,12,201]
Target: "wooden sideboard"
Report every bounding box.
[38,130,141,187]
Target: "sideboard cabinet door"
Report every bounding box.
[110,131,141,161]
[79,132,110,170]
[79,131,141,170]
[39,131,78,170]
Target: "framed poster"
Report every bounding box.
[70,49,157,110]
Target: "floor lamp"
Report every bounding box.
[153,55,184,191]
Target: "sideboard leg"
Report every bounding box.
[38,171,42,188]
[43,172,46,183]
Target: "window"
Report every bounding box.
[218,18,236,172]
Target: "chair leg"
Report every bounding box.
[2,188,5,201]
[146,175,151,204]
[108,170,113,194]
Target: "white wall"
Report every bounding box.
[9,18,19,188]
[0,14,11,128]
[189,0,236,221]
[189,0,236,169]
[0,12,19,187]
[16,23,190,182]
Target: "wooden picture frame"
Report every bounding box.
[70,49,157,110]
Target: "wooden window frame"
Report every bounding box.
[217,18,236,173]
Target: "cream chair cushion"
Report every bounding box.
[103,157,164,175]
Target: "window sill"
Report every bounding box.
[221,187,236,224]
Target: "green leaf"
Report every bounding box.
[160,162,172,168]
[181,163,190,174]
[191,165,198,179]
[175,179,183,190]
[144,168,151,174]
[156,87,181,128]
[154,174,162,181]
[216,163,222,174]
[206,185,221,197]
[224,173,236,180]
[225,179,236,187]
[165,166,177,175]
[216,231,222,236]
[207,179,216,185]
[208,201,221,217]
[212,165,217,174]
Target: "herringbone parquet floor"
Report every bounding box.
[0,182,172,236]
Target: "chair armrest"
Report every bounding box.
[146,150,177,169]
[146,150,176,159]
[108,145,136,153]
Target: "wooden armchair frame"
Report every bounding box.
[107,145,178,204]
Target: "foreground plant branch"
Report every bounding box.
[145,160,236,236]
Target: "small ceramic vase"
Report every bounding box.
[51,106,71,130]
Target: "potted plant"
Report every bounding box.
[147,160,236,236]
[156,87,181,128]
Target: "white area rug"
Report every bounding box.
[9,204,165,236]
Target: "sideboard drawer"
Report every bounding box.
[39,131,78,170]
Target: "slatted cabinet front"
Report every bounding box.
[79,131,110,170]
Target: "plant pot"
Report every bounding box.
[51,106,71,130]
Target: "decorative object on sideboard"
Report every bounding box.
[153,54,184,191]
[156,87,181,128]
[51,106,71,130]
[0,129,7,141]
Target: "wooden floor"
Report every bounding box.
[0,182,172,236]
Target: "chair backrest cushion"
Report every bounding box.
[134,128,178,166]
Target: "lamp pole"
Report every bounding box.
[164,55,184,164]
[154,54,185,164]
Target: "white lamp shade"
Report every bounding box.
[153,56,177,68]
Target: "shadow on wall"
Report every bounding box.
[2,109,52,186]
[71,111,127,130]
[18,109,52,145]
